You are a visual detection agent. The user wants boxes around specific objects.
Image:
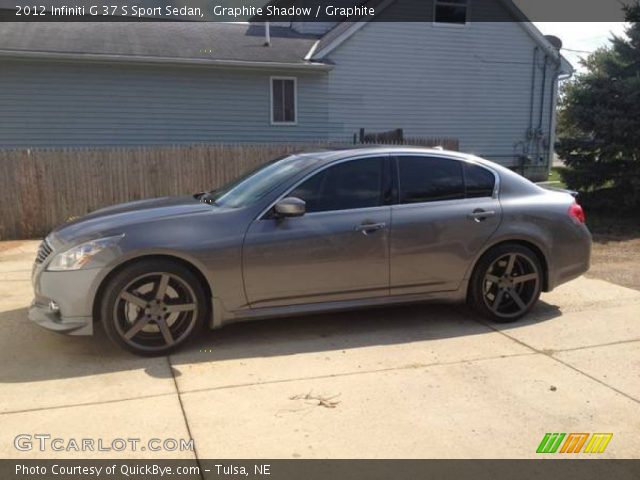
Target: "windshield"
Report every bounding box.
[201,154,321,208]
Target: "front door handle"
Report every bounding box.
[355,222,387,235]
[467,209,496,222]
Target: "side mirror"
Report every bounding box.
[274,197,306,218]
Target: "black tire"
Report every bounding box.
[469,243,543,323]
[100,259,207,356]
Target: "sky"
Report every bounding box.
[533,22,628,71]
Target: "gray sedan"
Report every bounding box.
[29,147,591,355]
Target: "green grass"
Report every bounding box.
[586,210,640,240]
[547,167,639,239]
[547,167,567,189]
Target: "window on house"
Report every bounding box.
[434,0,468,24]
[271,78,296,124]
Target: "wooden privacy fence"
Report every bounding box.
[0,139,458,240]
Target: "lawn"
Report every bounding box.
[545,168,640,289]
[547,167,567,189]
[584,208,640,292]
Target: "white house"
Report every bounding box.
[0,0,572,179]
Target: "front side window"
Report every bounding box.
[271,77,296,124]
[434,0,468,24]
[397,156,465,204]
[290,157,385,213]
[207,154,320,208]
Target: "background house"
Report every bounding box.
[0,0,572,179]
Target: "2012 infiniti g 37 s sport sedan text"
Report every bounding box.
[30,147,591,355]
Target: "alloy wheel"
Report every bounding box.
[481,252,540,319]
[113,272,199,353]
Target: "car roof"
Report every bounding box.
[287,146,543,196]
[297,145,470,161]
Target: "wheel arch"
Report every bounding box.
[92,254,213,323]
[467,238,550,296]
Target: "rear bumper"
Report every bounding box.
[28,301,93,336]
[547,224,592,291]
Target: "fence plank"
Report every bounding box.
[0,139,458,240]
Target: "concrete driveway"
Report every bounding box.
[1,241,639,459]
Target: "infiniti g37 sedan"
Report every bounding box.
[30,147,591,355]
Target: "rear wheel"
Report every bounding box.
[100,259,206,356]
[469,244,542,322]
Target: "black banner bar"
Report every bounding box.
[2,460,640,480]
[0,0,632,22]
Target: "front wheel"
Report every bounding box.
[100,259,207,356]
[469,244,543,323]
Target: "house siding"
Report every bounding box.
[324,1,559,168]
[0,8,563,176]
[0,59,331,147]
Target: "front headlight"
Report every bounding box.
[47,235,124,271]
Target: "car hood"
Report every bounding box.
[51,195,214,245]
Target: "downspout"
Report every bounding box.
[547,67,573,176]
[536,54,548,163]
[527,46,538,158]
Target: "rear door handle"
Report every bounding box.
[467,209,496,222]
[355,222,386,234]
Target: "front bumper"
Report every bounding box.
[28,301,93,335]
[31,264,103,336]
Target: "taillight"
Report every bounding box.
[568,202,586,224]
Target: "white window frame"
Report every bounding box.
[270,76,298,126]
[433,0,469,27]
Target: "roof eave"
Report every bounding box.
[559,55,575,76]
[496,0,571,68]
[311,0,397,60]
[0,49,333,71]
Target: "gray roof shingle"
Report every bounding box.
[0,22,321,65]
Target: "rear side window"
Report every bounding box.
[464,163,495,198]
[290,157,384,213]
[397,156,464,203]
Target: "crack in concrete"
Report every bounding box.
[471,316,640,405]
[167,356,205,480]
[3,333,638,417]
[542,338,640,355]
[172,351,538,397]
[0,351,536,416]
[0,391,175,416]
